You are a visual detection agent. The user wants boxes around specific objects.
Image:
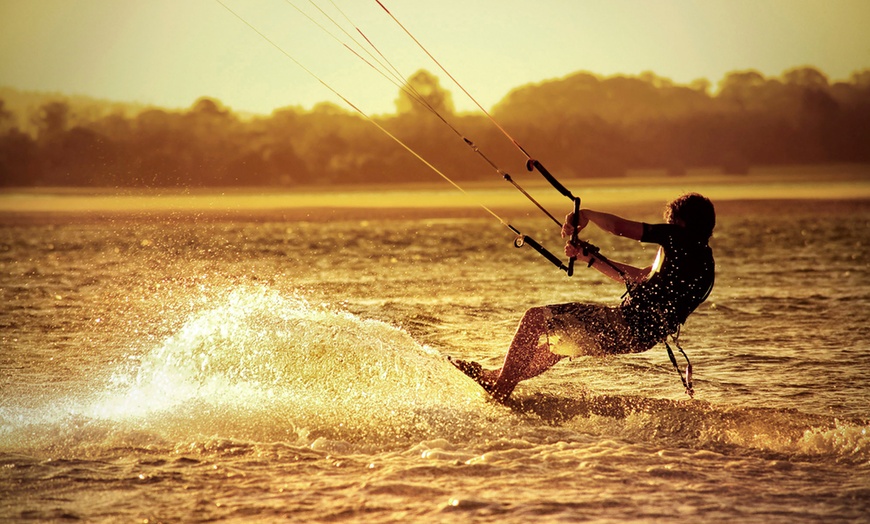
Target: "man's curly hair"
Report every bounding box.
[664,193,716,241]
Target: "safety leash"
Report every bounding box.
[664,328,694,398]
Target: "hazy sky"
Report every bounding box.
[1,0,869,115]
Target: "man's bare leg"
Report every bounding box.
[489,307,561,401]
[451,306,563,401]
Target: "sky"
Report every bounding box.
[1,0,869,116]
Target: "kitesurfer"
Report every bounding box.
[451,193,716,402]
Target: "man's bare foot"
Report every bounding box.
[447,357,495,394]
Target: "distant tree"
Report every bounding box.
[493,71,602,123]
[32,101,71,143]
[0,128,38,186]
[0,99,12,131]
[850,69,870,89]
[1,66,869,188]
[689,78,712,95]
[718,70,767,109]
[783,66,829,89]
[263,145,309,185]
[190,97,228,116]
[395,69,455,116]
[54,126,117,186]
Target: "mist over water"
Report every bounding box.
[1,197,869,522]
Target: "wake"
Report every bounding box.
[508,391,870,464]
[2,285,866,465]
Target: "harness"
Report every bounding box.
[662,277,713,398]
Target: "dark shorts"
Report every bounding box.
[543,302,655,357]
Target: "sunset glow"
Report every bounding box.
[3,3,870,522]
[1,0,868,115]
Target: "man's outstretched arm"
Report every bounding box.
[563,209,645,241]
[562,209,649,284]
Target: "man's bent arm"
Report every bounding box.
[565,243,651,284]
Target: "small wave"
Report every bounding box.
[797,421,870,461]
[507,391,870,464]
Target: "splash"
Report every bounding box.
[797,421,870,461]
[0,284,496,456]
[84,285,492,447]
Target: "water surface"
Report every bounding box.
[1,195,868,522]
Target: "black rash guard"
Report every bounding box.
[621,223,715,347]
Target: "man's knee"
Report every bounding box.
[523,306,548,324]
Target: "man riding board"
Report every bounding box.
[451,192,716,402]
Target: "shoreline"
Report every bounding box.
[1,198,868,225]
[2,166,869,223]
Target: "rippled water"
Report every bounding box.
[1,198,869,522]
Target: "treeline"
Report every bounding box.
[1,66,869,187]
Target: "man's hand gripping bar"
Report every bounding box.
[526,159,582,276]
